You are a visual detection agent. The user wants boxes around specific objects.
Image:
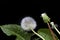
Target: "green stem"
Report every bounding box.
[50,22,60,35]
[31,28,45,40]
[52,24,60,35]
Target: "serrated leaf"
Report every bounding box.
[37,28,58,40]
[0,24,33,40]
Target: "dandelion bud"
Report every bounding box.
[41,13,50,23]
[21,17,37,31]
[50,22,55,29]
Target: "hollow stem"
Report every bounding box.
[52,24,60,35]
[47,23,56,40]
[31,28,45,40]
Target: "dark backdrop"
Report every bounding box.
[0,0,8,4]
[0,4,60,40]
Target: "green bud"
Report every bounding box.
[41,13,50,23]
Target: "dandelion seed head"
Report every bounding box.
[21,17,37,31]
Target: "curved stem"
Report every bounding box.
[47,23,56,40]
[31,28,45,40]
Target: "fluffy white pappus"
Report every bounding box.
[21,17,37,31]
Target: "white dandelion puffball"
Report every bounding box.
[21,17,37,31]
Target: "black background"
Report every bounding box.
[0,2,60,40]
[0,0,8,4]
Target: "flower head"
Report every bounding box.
[41,13,50,23]
[21,17,37,31]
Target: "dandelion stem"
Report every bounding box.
[53,24,60,35]
[47,23,56,40]
[31,28,45,40]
